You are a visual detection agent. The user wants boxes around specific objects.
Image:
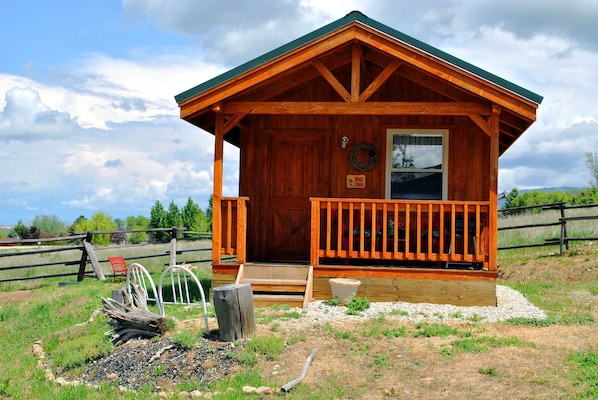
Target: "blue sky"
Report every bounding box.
[2,0,598,226]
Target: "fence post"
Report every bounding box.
[169,227,178,266]
[559,203,568,254]
[82,231,105,281]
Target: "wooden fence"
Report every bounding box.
[0,228,212,284]
[498,202,598,255]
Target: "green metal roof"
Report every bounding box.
[175,11,543,105]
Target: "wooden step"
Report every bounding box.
[253,294,305,308]
[236,264,313,308]
[238,278,307,293]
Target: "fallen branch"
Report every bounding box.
[281,348,317,392]
[101,282,167,345]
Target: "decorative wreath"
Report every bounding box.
[349,143,377,171]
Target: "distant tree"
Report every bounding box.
[9,220,40,239]
[586,152,598,187]
[70,212,116,245]
[166,201,183,229]
[206,195,213,232]
[150,200,169,241]
[31,214,66,237]
[9,220,27,239]
[125,215,150,244]
[181,197,209,235]
[576,186,598,204]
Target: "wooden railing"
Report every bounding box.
[310,198,490,269]
[219,197,249,263]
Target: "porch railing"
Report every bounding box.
[218,197,248,263]
[310,198,490,269]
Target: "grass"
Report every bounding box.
[0,215,597,398]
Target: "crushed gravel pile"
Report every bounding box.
[293,285,546,326]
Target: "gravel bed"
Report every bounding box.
[288,285,546,326]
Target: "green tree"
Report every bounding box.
[150,200,169,241]
[70,212,116,245]
[125,215,150,244]
[181,197,209,234]
[166,201,183,229]
[206,195,213,232]
[31,214,66,237]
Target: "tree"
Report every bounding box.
[181,197,210,235]
[150,200,169,241]
[31,214,66,237]
[586,152,598,187]
[70,212,116,245]
[206,195,213,232]
[125,215,150,244]
[9,220,40,239]
[166,201,183,229]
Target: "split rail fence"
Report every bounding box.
[498,202,598,255]
[0,228,212,284]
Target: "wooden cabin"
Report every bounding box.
[175,11,542,307]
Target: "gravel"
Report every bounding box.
[288,285,546,326]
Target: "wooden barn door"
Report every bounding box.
[265,131,329,261]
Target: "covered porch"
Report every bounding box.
[213,196,497,306]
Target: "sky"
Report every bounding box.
[1,0,597,226]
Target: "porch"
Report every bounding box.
[212,197,498,306]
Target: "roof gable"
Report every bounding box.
[175,11,542,106]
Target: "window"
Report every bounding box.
[385,129,448,200]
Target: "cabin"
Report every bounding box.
[175,11,542,307]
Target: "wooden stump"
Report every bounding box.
[213,283,256,341]
[102,283,167,345]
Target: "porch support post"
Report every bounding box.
[212,109,224,264]
[488,104,501,271]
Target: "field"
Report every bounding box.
[0,223,597,398]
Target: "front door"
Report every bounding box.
[265,131,329,261]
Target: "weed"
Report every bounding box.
[414,322,459,338]
[478,366,500,377]
[346,297,370,312]
[371,355,389,367]
[172,329,201,350]
[441,336,534,356]
[324,297,342,306]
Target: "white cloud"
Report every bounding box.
[0,87,82,141]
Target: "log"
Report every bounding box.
[213,283,256,341]
[101,282,167,345]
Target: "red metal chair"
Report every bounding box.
[108,256,128,282]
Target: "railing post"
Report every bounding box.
[310,199,320,266]
[237,198,247,264]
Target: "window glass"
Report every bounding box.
[387,130,447,200]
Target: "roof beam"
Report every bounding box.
[360,60,402,102]
[351,42,361,102]
[222,101,491,116]
[312,61,351,101]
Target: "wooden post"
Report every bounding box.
[169,227,178,266]
[212,110,224,265]
[213,283,255,341]
[82,232,105,281]
[488,105,501,272]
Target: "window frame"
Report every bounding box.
[385,128,449,200]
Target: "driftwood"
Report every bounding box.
[101,282,167,345]
[281,348,317,392]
